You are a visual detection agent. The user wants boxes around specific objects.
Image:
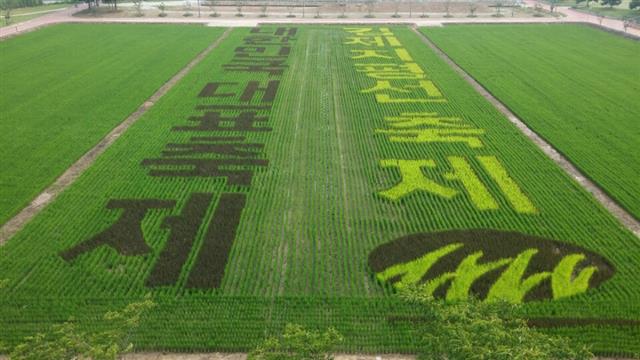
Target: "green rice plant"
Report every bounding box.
[399,286,594,360]
[551,254,598,299]
[486,249,551,303]
[248,324,343,360]
[0,24,225,226]
[422,24,640,220]
[0,25,638,356]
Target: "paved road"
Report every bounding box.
[1,2,638,39]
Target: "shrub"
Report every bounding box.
[399,285,593,360]
[248,324,343,360]
[8,297,155,360]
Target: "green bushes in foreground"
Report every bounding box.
[400,287,593,360]
[1,286,593,360]
[6,297,155,360]
[248,288,594,360]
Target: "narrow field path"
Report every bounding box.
[0,27,232,245]
[410,26,640,238]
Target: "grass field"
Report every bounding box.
[422,24,640,220]
[0,25,639,355]
[0,3,69,27]
[0,23,225,226]
[578,6,640,21]
[550,0,640,20]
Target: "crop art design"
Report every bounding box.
[344,27,617,303]
[343,27,537,214]
[369,230,615,303]
[59,27,297,289]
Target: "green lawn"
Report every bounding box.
[422,24,640,220]
[572,0,640,21]
[0,3,69,27]
[1,25,638,355]
[578,6,640,20]
[0,23,225,225]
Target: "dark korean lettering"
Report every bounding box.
[186,193,247,289]
[146,193,213,287]
[60,199,175,261]
[173,112,271,132]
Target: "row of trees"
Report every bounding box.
[0,0,43,10]
[193,0,518,18]
[576,0,640,9]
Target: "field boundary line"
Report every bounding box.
[410,26,640,238]
[437,21,640,40]
[0,27,233,245]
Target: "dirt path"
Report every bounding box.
[410,26,640,238]
[0,28,232,245]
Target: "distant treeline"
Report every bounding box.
[0,0,75,10]
[1,0,44,9]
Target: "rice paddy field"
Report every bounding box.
[0,23,225,225]
[422,24,640,220]
[0,24,639,355]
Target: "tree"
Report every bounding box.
[392,0,401,17]
[183,0,193,16]
[533,1,544,15]
[286,2,295,17]
[248,324,343,360]
[600,0,621,7]
[1,0,16,25]
[204,0,219,17]
[468,1,477,16]
[575,0,593,8]
[630,0,640,9]
[398,286,594,360]
[338,0,347,18]
[132,0,143,16]
[157,2,166,16]
[9,297,155,360]
[365,0,375,17]
[420,0,428,17]
[444,0,452,17]
[493,0,504,16]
